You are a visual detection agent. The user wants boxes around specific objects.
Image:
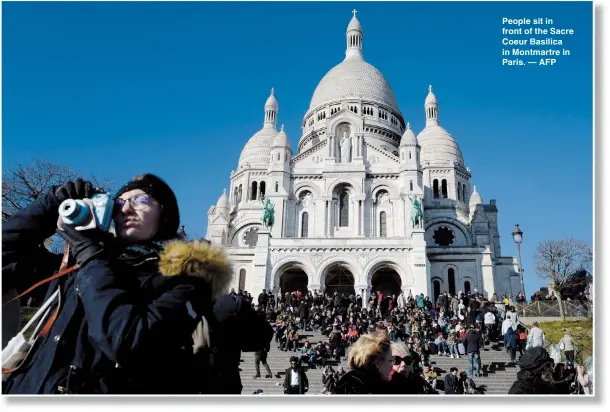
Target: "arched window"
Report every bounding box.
[463,185,468,203]
[457,182,462,201]
[276,153,280,161]
[433,179,439,199]
[250,181,257,200]
[410,180,414,192]
[409,151,412,159]
[464,281,471,295]
[448,268,456,295]
[259,182,266,199]
[339,189,349,227]
[239,269,246,291]
[379,211,387,237]
[433,280,441,305]
[238,184,242,202]
[441,179,448,198]
[275,182,279,192]
[301,212,309,238]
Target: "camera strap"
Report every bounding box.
[2,247,77,376]
[3,246,79,308]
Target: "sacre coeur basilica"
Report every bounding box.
[205,11,522,305]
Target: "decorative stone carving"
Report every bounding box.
[301,193,312,208]
[369,155,379,164]
[243,227,259,248]
[270,253,279,265]
[378,192,390,205]
[312,155,323,164]
[358,254,368,267]
[311,254,323,268]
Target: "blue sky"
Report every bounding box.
[2,1,593,296]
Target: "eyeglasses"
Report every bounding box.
[393,356,411,365]
[114,193,153,211]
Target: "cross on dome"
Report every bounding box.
[352,9,358,17]
[270,87,275,95]
[428,84,433,93]
[407,122,411,129]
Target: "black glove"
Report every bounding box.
[57,221,110,268]
[54,178,96,203]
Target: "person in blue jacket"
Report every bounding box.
[2,174,232,394]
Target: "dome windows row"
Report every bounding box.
[303,102,404,135]
[431,178,469,203]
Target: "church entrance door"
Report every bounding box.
[280,267,308,295]
[370,267,402,298]
[324,264,355,296]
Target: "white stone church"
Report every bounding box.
[205,11,522,305]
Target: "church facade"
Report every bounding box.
[205,12,522,305]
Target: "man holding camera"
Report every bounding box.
[2,175,232,394]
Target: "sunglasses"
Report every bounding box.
[114,193,154,211]
[393,356,411,365]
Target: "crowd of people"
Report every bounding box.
[250,287,592,395]
[1,174,592,396]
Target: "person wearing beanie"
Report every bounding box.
[508,347,571,394]
[2,175,232,394]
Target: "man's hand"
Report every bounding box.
[57,219,111,268]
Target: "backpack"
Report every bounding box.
[191,315,222,394]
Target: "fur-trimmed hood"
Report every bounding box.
[158,239,233,299]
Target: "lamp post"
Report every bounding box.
[512,224,525,296]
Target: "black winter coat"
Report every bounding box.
[332,366,391,394]
[2,190,231,394]
[210,294,274,394]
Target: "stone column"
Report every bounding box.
[361,287,369,310]
[254,229,272,291]
[326,200,332,237]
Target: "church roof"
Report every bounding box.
[400,122,418,147]
[307,11,399,115]
[272,124,290,148]
[469,185,483,208]
[238,127,278,167]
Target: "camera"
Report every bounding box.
[59,193,114,232]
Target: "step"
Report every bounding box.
[239,330,519,395]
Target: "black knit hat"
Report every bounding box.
[517,346,552,371]
[115,174,180,241]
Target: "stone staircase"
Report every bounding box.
[239,330,519,395]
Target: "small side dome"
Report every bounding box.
[469,185,483,208]
[265,88,278,110]
[425,84,438,105]
[272,124,290,148]
[216,188,229,210]
[400,122,418,147]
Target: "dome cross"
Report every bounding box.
[352,9,358,18]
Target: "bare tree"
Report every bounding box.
[534,238,591,320]
[2,158,114,249]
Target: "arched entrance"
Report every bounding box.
[433,280,441,304]
[370,267,402,298]
[448,268,456,295]
[279,265,309,295]
[464,280,471,295]
[324,263,355,296]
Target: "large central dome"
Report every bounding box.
[308,58,399,112]
[307,12,400,115]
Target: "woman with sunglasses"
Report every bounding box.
[2,174,232,394]
[332,331,393,394]
[388,341,429,394]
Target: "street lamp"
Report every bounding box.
[512,224,525,296]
